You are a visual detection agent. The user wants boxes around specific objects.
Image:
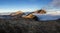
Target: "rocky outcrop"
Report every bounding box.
[10,11,24,16]
[21,9,46,21]
[22,14,35,19]
[22,14,38,21]
[9,11,25,20]
[33,9,46,14]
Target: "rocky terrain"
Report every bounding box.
[0,16,60,33]
[0,10,60,33]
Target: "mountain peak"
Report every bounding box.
[10,11,23,16]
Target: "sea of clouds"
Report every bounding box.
[37,0,60,21]
[33,11,60,21]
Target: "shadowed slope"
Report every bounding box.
[0,17,60,33]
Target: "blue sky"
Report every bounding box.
[0,0,52,12]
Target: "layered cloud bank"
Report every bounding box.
[41,0,60,21]
[33,11,60,21]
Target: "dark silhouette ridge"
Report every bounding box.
[0,17,60,33]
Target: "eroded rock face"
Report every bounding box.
[22,14,35,19]
[22,14,38,21]
[9,11,25,20]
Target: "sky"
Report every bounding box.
[0,0,59,12]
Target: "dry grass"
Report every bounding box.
[0,17,60,33]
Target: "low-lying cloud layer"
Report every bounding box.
[33,14,60,21]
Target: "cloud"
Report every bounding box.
[0,9,18,13]
[42,0,60,11]
[50,0,60,8]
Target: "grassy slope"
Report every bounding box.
[0,17,60,33]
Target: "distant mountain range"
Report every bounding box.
[0,9,60,21]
